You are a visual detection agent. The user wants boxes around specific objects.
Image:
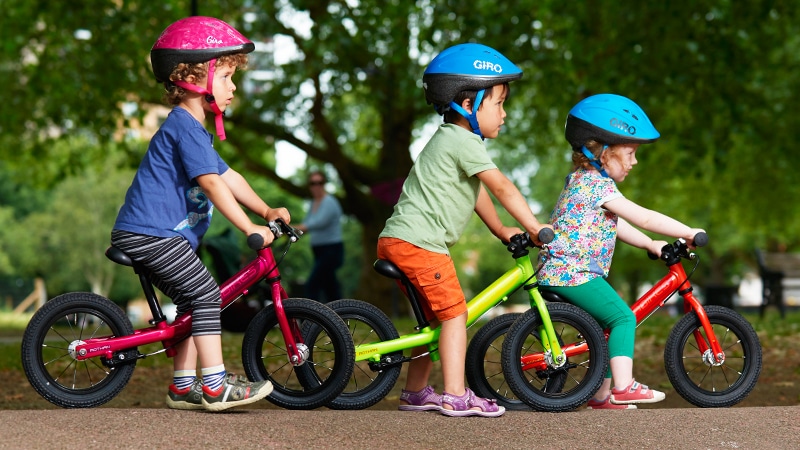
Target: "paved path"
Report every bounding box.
[1,406,797,449]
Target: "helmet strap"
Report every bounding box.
[448,89,486,140]
[172,58,227,141]
[581,145,609,177]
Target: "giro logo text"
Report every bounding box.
[474,60,503,73]
[610,118,636,135]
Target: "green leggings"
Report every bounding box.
[542,277,636,361]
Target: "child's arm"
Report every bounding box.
[474,185,522,242]
[605,197,704,249]
[617,218,668,255]
[220,168,291,224]
[476,168,550,242]
[196,172,277,246]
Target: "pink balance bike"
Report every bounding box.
[20,220,354,410]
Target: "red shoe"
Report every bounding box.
[586,395,637,410]
[610,379,665,404]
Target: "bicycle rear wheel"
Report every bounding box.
[305,299,402,410]
[466,313,531,411]
[241,298,354,410]
[664,305,762,407]
[20,292,137,408]
[502,302,607,412]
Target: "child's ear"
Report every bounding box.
[460,98,474,114]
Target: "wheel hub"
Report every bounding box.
[702,349,725,366]
[290,342,310,366]
[67,340,86,359]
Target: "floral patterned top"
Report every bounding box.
[537,167,623,287]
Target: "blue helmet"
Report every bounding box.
[423,43,522,138]
[565,93,660,150]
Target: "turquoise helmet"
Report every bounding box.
[565,93,660,150]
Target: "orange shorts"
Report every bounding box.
[376,237,466,322]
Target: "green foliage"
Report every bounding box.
[2,0,799,304]
[3,140,138,298]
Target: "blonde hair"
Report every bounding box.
[163,54,249,105]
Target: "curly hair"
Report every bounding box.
[163,53,249,105]
[572,140,620,171]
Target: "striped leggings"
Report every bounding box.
[111,230,222,336]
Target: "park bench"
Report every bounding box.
[754,249,800,318]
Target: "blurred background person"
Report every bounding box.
[296,171,344,303]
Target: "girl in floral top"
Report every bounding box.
[538,94,704,409]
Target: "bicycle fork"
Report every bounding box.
[525,283,567,369]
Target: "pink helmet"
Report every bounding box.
[150,16,255,140]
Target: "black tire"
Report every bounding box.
[241,298,355,410]
[466,313,531,411]
[502,302,608,412]
[664,305,762,407]
[311,299,402,410]
[20,292,137,408]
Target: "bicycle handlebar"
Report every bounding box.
[538,228,555,245]
[648,232,708,261]
[692,232,708,248]
[246,218,303,250]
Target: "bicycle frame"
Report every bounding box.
[354,236,565,367]
[519,242,726,371]
[71,245,305,364]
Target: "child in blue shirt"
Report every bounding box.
[112,17,290,412]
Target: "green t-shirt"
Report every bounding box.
[380,124,497,254]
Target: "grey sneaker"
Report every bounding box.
[166,379,204,410]
[201,373,273,412]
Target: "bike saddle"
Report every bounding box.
[373,259,409,282]
[373,259,429,329]
[540,290,569,303]
[105,246,133,267]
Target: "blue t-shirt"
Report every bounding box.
[113,107,229,250]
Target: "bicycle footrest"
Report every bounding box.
[368,354,410,371]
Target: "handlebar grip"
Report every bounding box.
[247,233,264,251]
[693,232,709,248]
[538,228,555,245]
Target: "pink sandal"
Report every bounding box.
[610,379,665,404]
[440,388,505,417]
[587,395,637,410]
[398,385,442,411]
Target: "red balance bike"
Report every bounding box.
[501,232,762,410]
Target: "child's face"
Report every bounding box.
[603,144,639,182]
[475,84,508,139]
[200,62,239,112]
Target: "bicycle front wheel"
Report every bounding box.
[664,305,762,407]
[502,302,607,412]
[20,292,137,408]
[241,298,354,410]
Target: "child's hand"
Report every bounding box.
[528,224,554,246]
[647,239,669,257]
[498,225,523,243]
[265,207,291,224]
[686,228,706,248]
[247,226,275,248]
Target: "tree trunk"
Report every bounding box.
[354,214,410,319]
